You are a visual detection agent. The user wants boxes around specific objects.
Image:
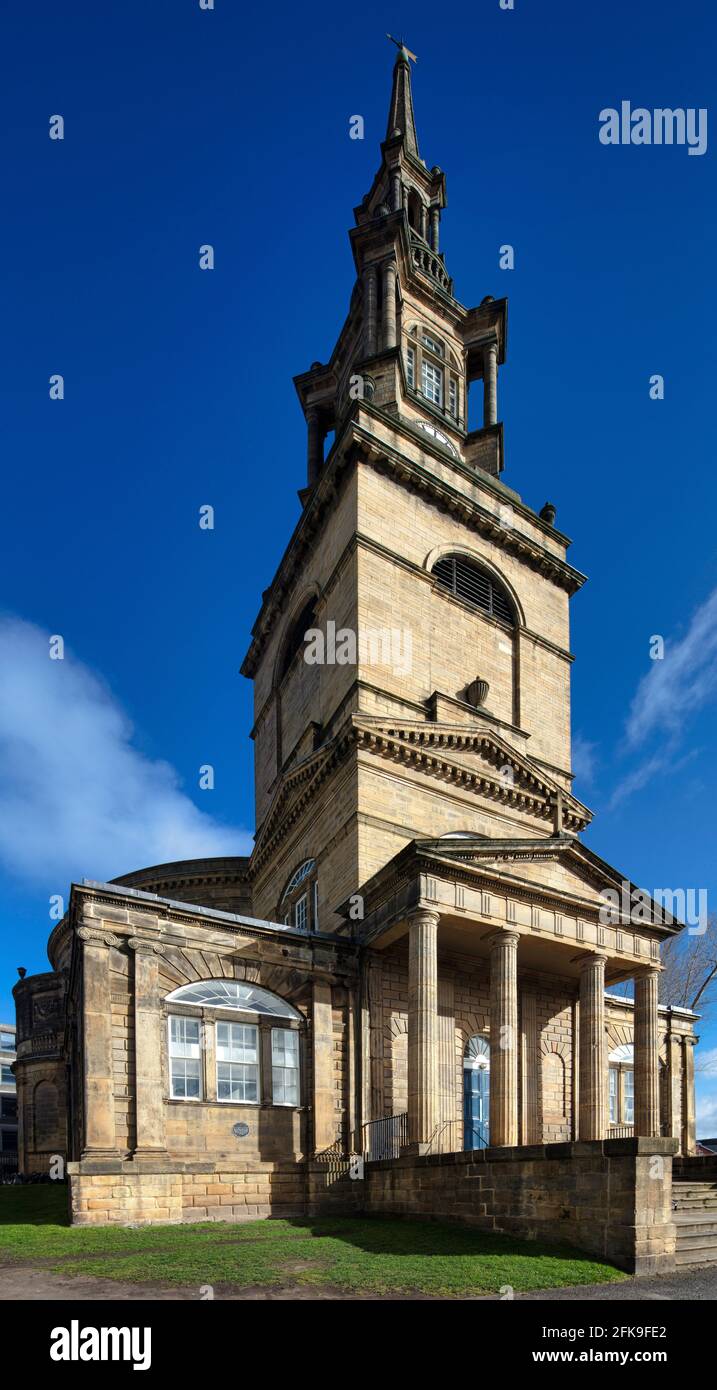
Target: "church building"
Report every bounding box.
[13,46,703,1274]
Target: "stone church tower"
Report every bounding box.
[242,42,589,932]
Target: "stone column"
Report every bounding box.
[129,939,167,1158]
[392,170,402,211]
[666,1032,682,1143]
[489,930,519,1146]
[306,407,323,487]
[483,341,498,428]
[578,952,607,1141]
[312,980,336,1153]
[430,204,440,252]
[520,989,539,1144]
[78,928,119,1159]
[683,1037,696,1155]
[363,265,378,357]
[420,204,429,241]
[634,968,661,1138]
[407,909,440,1149]
[382,260,397,350]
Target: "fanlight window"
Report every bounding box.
[432,554,514,626]
[608,1044,634,1126]
[609,1044,634,1064]
[165,980,301,1019]
[464,1035,490,1069]
[283,860,315,897]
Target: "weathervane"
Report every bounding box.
[386,33,418,63]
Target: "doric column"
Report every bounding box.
[128,939,167,1158]
[363,265,378,357]
[520,989,539,1144]
[490,931,519,1146]
[312,979,336,1153]
[430,204,440,252]
[483,340,499,427]
[382,259,397,350]
[683,1037,696,1155]
[666,1031,682,1143]
[392,170,402,211]
[407,909,439,1148]
[578,952,608,1141]
[634,968,661,1138]
[306,407,323,487]
[78,928,120,1159]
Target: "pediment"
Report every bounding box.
[352,716,591,833]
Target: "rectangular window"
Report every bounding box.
[0,1034,14,1052]
[1,1096,17,1120]
[312,879,319,933]
[272,1028,300,1106]
[216,1022,259,1103]
[448,378,458,417]
[406,345,416,388]
[294,893,308,933]
[421,359,443,406]
[623,1069,634,1125]
[421,332,444,357]
[1,1130,18,1153]
[168,1016,201,1100]
[608,1067,617,1124]
[1,1065,13,1086]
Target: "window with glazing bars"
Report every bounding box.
[432,555,513,625]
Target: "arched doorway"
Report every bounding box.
[464,1035,490,1149]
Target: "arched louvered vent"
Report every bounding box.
[432,555,514,626]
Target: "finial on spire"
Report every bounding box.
[385,34,420,157]
[386,33,418,64]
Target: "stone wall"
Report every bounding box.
[68,1160,309,1226]
[363,1138,678,1275]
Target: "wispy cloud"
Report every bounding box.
[609,587,717,807]
[0,616,251,886]
[626,587,717,748]
[571,734,598,787]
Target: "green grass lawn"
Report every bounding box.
[0,1184,628,1297]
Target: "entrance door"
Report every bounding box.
[463,1035,490,1149]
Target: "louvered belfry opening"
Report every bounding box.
[432,554,514,625]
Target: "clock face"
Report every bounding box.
[417,419,459,457]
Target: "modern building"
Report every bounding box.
[0,1024,18,1173]
[12,46,707,1272]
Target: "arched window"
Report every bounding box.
[165,980,302,1107]
[278,600,317,685]
[280,858,318,932]
[608,1044,634,1126]
[463,1035,490,1149]
[166,981,300,1018]
[432,554,514,626]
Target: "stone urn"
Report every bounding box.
[466,678,489,707]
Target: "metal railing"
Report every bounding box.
[362,1113,408,1162]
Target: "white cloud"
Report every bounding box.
[626,587,717,749]
[0,616,252,886]
[696,1087,717,1132]
[571,734,597,786]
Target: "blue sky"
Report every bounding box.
[1,1,716,1127]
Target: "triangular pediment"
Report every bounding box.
[352,715,592,834]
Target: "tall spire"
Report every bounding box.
[385,37,420,159]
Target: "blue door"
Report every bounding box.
[463,1035,490,1149]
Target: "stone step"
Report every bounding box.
[675,1247,717,1267]
[673,1196,717,1210]
[675,1231,717,1250]
[674,1213,717,1236]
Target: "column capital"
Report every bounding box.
[408,907,440,931]
[632,964,661,982]
[127,937,165,956]
[573,949,608,971]
[77,927,121,949]
[487,927,520,951]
